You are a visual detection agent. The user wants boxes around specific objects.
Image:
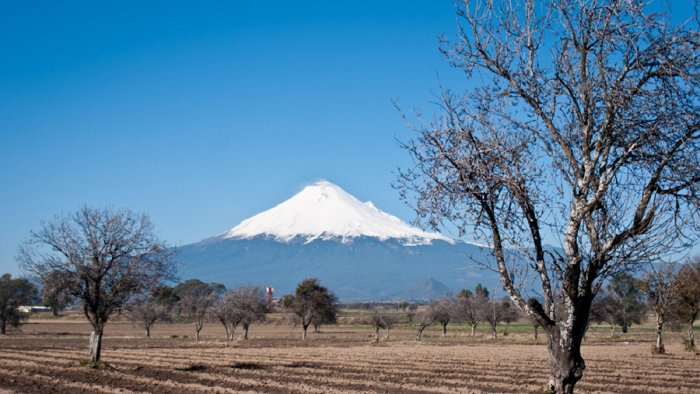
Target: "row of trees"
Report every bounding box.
[414,285,519,341]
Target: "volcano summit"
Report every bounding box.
[177,182,495,300]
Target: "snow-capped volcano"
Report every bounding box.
[218,181,452,245]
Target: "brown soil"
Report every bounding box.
[1,319,699,393]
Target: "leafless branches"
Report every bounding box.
[397,0,700,391]
[17,206,178,362]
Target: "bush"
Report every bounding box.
[651,344,665,354]
[170,335,179,338]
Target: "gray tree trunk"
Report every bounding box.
[491,324,497,339]
[88,328,103,362]
[302,324,309,340]
[145,326,150,338]
[0,319,6,335]
[442,323,447,336]
[688,322,695,349]
[610,325,615,336]
[242,326,249,340]
[545,328,585,394]
[416,325,427,341]
[534,326,538,340]
[471,323,477,336]
[374,328,379,341]
[655,321,664,352]
[386,327,390,339]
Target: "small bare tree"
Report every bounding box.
[368,311,385,341]
[125,297,170,338]
[181,293,216,342]
[236,284,268,340]
[424,296,456,336]
[382,314,398,338]
[40,270,73,316]
[210,291,241,341]
[484,300,507,339]
[415,312,434,342]
[640,262,680,353]
[455,293,487,336]
[17,207,177,362]
[669,257,700,349]
[501,300,520,336]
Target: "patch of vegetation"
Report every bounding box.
[651,344,665,354]
[79,360,104,367]
[170,335,179,338]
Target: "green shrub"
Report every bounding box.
[170,335,179,338]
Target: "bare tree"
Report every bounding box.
[382,314,398,339]
[211,291,241,341]
[125,297,170,338]
[181,293,216,342]
[484,300,507,339]
[640,262,680,353]
[455,293,487,336]
[236,284,268,340]
[669,257,700,349]
[17,207,177,362]
[368,311,385,341]
[40,270,73,316]
[589,290,619,336]
[396,0,700,391]
[424,296,456,336]
[282,278,337,340]
[414,311,434,342]
[0,274,39,334]
[501,300,520,336]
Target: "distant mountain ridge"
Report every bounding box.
[177,181,499,300]
[392,278,452,302]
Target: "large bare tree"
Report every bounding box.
[397,0,700,392]
[17,207,178,362]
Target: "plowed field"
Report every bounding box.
[1,320,699,393]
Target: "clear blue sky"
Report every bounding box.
[1,1,470,276]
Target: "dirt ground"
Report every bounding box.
[1,317,699,394]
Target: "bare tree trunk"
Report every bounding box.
[145,326,150,338]
[0,319,6,335]
[471,323,477,336]
[195,328,200,342]
[386,327,390,339]
[442,323,447,336]
[491,324,497,339]
[655,321,664,352]
[504,322,509,336]
[302,324,309,340]
[545,328,585,394]
[374,328,379,341]
[534,326,538,340]
[242,325,249,340]
[52,307,58,317]
[88,328,103,362]
[610,325,615,336]
[416,325,427,341]
[687,322,696,349]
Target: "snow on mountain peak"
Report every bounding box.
[219,181,453,245]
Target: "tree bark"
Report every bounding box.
[416,325,427,341]
[145,326,150,338]
[534,326,538,340]
[386,327,390,339]
[610,325,615,336]
[195,328,200,342]
[504,322,509,336]
[688,322,695,349]
[302,324,309,340]
[374,328,379,341]
[242,325,249,340]
[545,328,585,394]
[471,323,477,336]
[0,319,6,335]
[442,323,447,336]
[52,307,58,317]
[88,328,103,362]
[491,324,497,339]
[655,321,664,352]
